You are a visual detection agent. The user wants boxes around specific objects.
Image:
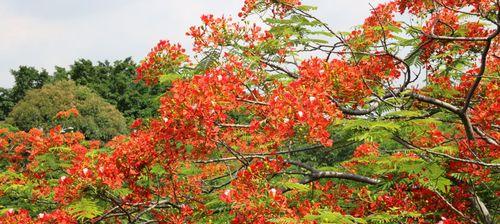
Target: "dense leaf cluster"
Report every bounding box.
[6,80,127,141]
[0,58,163,122]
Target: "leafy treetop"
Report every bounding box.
[0,58,164,122]
[6,80,128,141]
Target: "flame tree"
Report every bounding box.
[0,0,499,223]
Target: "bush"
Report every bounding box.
[6,80,127,140]
[0,121,18,132]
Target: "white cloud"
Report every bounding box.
[0,0,388,88]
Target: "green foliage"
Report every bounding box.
[354,155,452,193]
[0,66,50,120]
[1,58,164,123]
[0,171,54,216]
[159,73,184,84]
[6,80,127,140]
[365,211,422,223]
[304,210,365,223]
[341,119,401,142]
[60,58,165,122]
[382,110,425,119]
[0,88,15,121]
[0,121,18,132]
[111,188,133,198]
[301,209,422,224]
[67,197,104,221]
[178,163,202,176]
[269,217,298,223]
[31,149,72,179]
[279,182,309,192]
[193,49,221,73]
[10,66,50,103]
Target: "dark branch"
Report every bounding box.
[287,160,381,185]
[406,92,475,139]
[260,60,299,79]
[462,15,500,113]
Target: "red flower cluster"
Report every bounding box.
[55,107,79,119]
[239,0,301,18]
[136,40,189,85]
[0,209,76,224]
[353,142,380,158]
[219,159,296,223]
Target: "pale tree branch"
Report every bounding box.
[392,136,500,168]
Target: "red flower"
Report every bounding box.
[353,142,380,158]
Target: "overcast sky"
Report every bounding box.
[0,0,388,88]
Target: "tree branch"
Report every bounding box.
[406,92,475,139]
[462,15,500,112]
[287,160,381,185]
[392,136,500,168]
[260,60,299,79]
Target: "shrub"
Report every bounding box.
[6,80,127,140]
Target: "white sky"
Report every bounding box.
[0,0,388,88]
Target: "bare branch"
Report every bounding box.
[237,98,269,106]
[422,34,490,42]
[462,16,500,112]
[329,96,380,116]
[216,123,251,128]
[194,145,326,164]
[260,60,299,79]
[219,141,251,166]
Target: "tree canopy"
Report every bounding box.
[6,80,127,141]
[56,58,164,121]
[0,0,499,223]
[0,58,163,122]
[0,66,51,120]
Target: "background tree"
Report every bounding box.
[0,66,50,120]
[0,88,14,120]
[10,66,50,102]
[6,80,127,140]
[60,58,164,122]
[0,59,163,123]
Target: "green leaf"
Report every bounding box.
[404,46,423,66]
[386,24,402,33]
[33,153,72,173]
[366,211,421,223]
[433,177,452,193]
[281,182,309,192]
[310,31,334,37]
[179,164,201,175]
[305,211,366,224]
[67,198,103,220]
[296,5,318,11]
[430,146,458,154]
[269,217,298,223]
[159,73,183,83]
[111,187,132,197]
[384,110,424,119]
[151,164,167,176]
[306,38,330,44]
